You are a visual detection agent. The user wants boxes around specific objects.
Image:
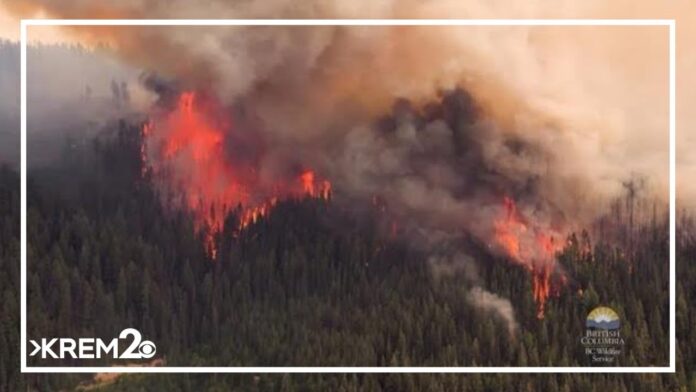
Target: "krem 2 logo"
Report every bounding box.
[29,328,156,360]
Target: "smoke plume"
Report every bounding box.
[468,287,518,337]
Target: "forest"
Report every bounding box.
[0,119,692,391]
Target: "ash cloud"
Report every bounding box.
[327,89,568,263]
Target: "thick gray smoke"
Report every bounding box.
[327,90,565,252]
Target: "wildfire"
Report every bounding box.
[141,91,331,257]
[238,198,276,231]
[493,196,565,319]
[532,264,552,319]
[494,196,525,260]
[301,170,332,199]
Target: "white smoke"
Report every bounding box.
[467,286,518,337]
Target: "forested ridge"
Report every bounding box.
[0,122,692,391]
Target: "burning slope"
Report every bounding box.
[140,87,571,321]
[493,196,566,319]
[140,91,330,255]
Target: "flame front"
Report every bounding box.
[142,93,562,314]
[141,92,331,257]
[494,196,565,319]
[494,196,526,260]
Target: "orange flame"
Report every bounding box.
[300,170,332,200]
[532,264,552,319]
[301,170,315,195]
[494,196,526,260]
[141,92,331,257]
[493,196,565,319]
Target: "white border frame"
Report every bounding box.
[20,19,676,374]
